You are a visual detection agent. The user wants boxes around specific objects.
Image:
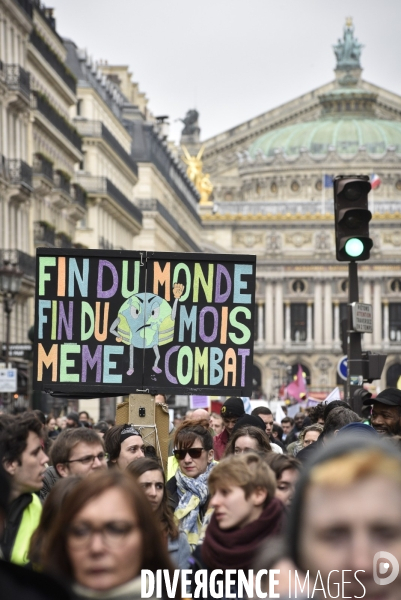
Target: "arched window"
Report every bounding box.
[292,280,305,293]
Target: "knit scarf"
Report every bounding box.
[174,462,214,547]
[201,497,284,571]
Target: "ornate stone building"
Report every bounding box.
[0,0,85,402]
[65,42,142,252]
[0,0,33,359]
[199,20,401,398]
[0,0,201,413]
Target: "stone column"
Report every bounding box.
[383,300,389,346]
[0,19,5,63]
[333,301,340,345]
[2,104,8,162]
[324,280,332,346]
[265,281,274,346]
[257,302,264,343]
[373,280,382,347]
[363,278,373,347]
[307,301,313,346]
[15,118,21,158]
[274,281,283,347]
[314,280,322,346]
[285,301,291,344]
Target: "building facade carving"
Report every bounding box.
[198,20,401,398]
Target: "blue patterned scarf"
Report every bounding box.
[174,462,214,547]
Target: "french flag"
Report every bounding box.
[371,173,381,190]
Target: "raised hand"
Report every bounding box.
[173,282,185,299]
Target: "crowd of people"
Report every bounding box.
[1,388,401,599]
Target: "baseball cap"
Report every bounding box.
[220,397,245,419]
[363,388,401,407]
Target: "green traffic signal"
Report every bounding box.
[333,175,373,262]
[345,238,364,258]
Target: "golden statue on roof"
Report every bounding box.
[181,145,214,205]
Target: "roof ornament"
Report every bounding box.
[181,145,214,205]
[180,110,200,138]
[333,17,363,71]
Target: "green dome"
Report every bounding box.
[249,117,401,159]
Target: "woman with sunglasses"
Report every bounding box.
[167,419,214,548]
[127,457,191,569]
[41,470,178,600]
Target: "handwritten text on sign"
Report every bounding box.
[33,250,256,396]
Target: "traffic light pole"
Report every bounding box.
[334,175,386,412]
[347,261,362,409]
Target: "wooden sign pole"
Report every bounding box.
[116,394,169,472]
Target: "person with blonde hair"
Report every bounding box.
[286,435,401,600]
[299,423,323,448]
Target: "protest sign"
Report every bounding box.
[33,249,256,397]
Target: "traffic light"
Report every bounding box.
[333,175,373,261]
[352,387,372,416]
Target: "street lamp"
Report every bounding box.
[0,260,23,408]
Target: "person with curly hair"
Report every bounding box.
[308,402,326,425]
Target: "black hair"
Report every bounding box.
[272,423,283,440]
[309,403,326,424]
[93,421,109,435]
[251,406,272,416]
[0,414,43,465]
[323,400,350,421]
[104,423,142,462]
[322,406,361,437]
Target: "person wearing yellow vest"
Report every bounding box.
[0,413,48,565]
[0,450,72,599]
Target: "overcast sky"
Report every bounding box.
[51,0,401,143]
